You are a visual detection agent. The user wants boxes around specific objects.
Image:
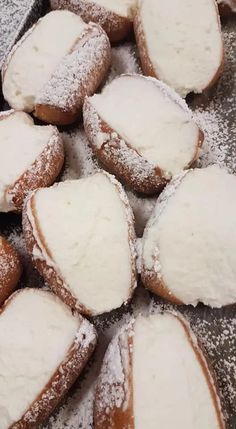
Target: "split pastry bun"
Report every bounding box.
[217,0,236,15]
[142,165,236,308]
[0,110,64,213]
[50,0,136,44]
[95,312,225,429]
[23,171,137,316]
[2,10,111,125]
[134,0,224,97]
[83,75,203,194]
[0,288,96,429]
[0,236,22,306]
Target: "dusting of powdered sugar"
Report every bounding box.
[0,235,18,281]
[106,43,141,84]
[7,129,63,211]
[3,17,235,429]
[36,24,110,111]
[75,319,97,350]
[0,0,43,69]
[192,315,236,425]
[44,301,133,429]
[193,24,236,172]
[126,190,156,237]
[61,127,99,181]
[97,335,126,410]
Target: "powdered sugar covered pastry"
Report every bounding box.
[0,235,22,306]
[95,312,225,429]
[0,288,97,429]
[2,11,111,125]
[84,74,203,194]
[134,0,224,97]
[142,165,236,307]
[23,171,137,316]
[0,110,64,213]
[50,0,136,43]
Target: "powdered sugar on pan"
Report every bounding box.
[193,315,236,423]
[61,127,99,181]
[126,190,156,237]
[107,43,141,84]
[0,0,43,69]
[193,24,236,172]
[1,17,233,429]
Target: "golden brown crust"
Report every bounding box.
[8,132,64,213]
[22,172,137,316]
[133,12,157,78]
[50,0,133,43]
[0,236,22,306]
[94,313,225,429]
[83,95,203,195]
[34,105,81,127]
[94,327,134,429]
[134,7,224,95]
[34,24,111,125]
[141,269,183,305]
[0,288,97,429]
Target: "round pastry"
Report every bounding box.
[2,10,111,125]
[0,110,64,212]
[134,0,224,97]
[142,165,236,308]
[83,74,203,194]
[50,0,136,44]
[95,312,225,429]
[23,171,137,316]
[0,288,96,429]
[0,235,22,306]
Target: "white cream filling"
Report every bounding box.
[139,0,223,96]
[90,0,136,18]
[0,289,80,429]
[133,313,220,429]
[31,173,132,315]
[3,10,88,111]
[143,165,236,307]
[0,111,55,212]
[90,75,199,175]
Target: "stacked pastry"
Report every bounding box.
[0,0,234,427]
